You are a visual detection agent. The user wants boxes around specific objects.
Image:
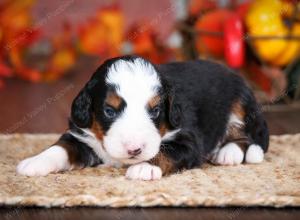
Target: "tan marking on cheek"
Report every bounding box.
[231,100,245,120]
[91,118,108,152]
[105,92,121,109]
[159,122,169,137]
[148,95,161,109]
[91,119,104,141]
[150,152,175,175]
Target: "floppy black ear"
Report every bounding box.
[166,87,182,128]
[71,87,93,128]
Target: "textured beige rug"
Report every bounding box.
[0,134,299,208]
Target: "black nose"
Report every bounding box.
[128,148,142,156]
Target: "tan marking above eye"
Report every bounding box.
[148,95,161,109]
[105,92,122,109]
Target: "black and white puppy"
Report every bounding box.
[17,56,269,180]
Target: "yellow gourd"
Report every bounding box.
[245,0,300,66]
[272,24,300,66]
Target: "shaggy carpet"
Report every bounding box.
[0,134,299,208]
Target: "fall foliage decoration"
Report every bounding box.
[78,5,124,57]
[0,0,77,87]
[125,22,174,64]
[0,1,176,88]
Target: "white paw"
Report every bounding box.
[245,144,264,164]
[212,143,244,165]
[17,146,70,176]
[125,162,162,181]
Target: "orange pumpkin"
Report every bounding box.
[195,9,234,57]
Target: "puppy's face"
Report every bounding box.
[72,57,168,165]
[102,59,166,164]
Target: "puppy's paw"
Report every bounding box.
[17,146,70,176]
[212,143,244,166]
[125,162,162,180]
[245,144,264,164]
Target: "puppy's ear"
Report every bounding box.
[71,87,93,128]
[166,88,182,128]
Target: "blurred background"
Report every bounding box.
[0,0,299,134]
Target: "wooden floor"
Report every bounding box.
[0,58,299,219]
[0,207,299,220]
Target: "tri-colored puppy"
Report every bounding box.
[17,56,269,180]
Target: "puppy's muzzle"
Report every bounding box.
[123,141,145,157]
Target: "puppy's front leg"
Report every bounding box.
[125,130,203,180]
[17,145,70,176]
[17,133,101,176]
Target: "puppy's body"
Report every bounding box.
[17,56,269,180]
[156,60,268,169]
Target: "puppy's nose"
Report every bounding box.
[123,141,145,156]
[127,148,142,156]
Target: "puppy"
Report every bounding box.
[17,56,269,180]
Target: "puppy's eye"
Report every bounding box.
[104,106,117,119]
[150,106,161,119]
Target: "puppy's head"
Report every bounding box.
[71,56,174,164]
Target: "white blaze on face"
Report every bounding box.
[104,58,162,164]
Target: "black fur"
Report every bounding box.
[242,89,269,152]
[156,59,269,170]
[58,133,103,167]
[68,55,269,172]
[161,129,204,170]
[71,88,93,128]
